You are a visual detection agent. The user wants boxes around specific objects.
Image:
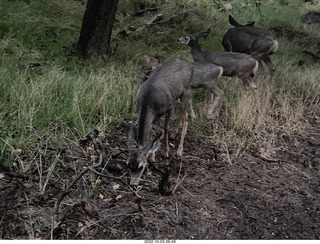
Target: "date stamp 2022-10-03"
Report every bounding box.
[144,240,177,244]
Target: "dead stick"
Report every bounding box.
[88,166,127,180]
[89,129,103,167]
[146,13,163,26]
[54,128,124,216]
[54,167,89,215]
[303,50,320,61]
[136,13,163,31]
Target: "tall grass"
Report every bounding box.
[0,60,139,165]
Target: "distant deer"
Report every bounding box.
[190,62,224,118]
[127,57,193,186]
[178,28,258,91]
[222,15,279,81]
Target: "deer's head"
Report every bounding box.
[127,122,163,186]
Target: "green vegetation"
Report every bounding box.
[0,0,319,169]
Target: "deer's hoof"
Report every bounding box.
[250,82,257,90]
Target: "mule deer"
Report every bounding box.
[127,57,193,186]
[178,29,258,92]
[190,62,224,118]
[222,15,278,81]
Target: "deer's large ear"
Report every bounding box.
[196,29,211,40]
[146,131,163,155]
[127,121,138,150]
[229,15,240,27]
[245,21,255,27]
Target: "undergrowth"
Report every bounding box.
[0,0,319,170]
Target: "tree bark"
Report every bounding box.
[77,0,119,59]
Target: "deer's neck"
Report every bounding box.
[190,42,205,62]
[137,109,153,145]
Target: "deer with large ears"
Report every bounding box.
[127,57,193,186]
[222,15,279,81]
[178,28,258,91]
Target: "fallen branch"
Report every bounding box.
[53,167,89,215]
[54,128,125,216]
[303,50,320,61]
[134,7,157,16]
[111,149,129,158]
[45,202,85,240]
[249,150,280,163]
[146,13,163,26]
[136,13,163,31]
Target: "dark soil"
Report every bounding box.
[1,115,320,240]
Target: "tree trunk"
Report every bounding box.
[77,0,119,59]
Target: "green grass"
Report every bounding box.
[0,0,319,169]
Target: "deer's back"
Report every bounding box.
[200,51,256,77]
[222,26,277,54]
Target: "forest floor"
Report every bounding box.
[1,111,320,240]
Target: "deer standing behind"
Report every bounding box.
[127,57,193,186]
[190,62,223,118]
[222,15,279,81]
[178,29,258,91]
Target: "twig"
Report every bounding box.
[147,158,165,175]
[89,128,103,167]
[45,202,85,240]
[136,13,163,31]
[54,167,89,215]
[18,52,26,69]
[111,149,129,158]
[146,13,163,26]
[249,150,280,163]
[87,166,127,180]
[303,50,320,61]
[172,174,188,194]
[54,128,125,216]
[134,7,157,16]
[255,0,262,17]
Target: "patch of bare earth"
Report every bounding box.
[1,112,320,240]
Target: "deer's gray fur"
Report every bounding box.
[127,57,192,186]
[178,29,258,91]
[190,62,224,118]
[222,15,278,81]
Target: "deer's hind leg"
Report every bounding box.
[207,85,224,118]
[262,55,276,82]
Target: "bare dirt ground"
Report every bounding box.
[1,111,320,240]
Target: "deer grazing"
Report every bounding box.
[127,57,193,186]
[222,15,279,81]
[178,28,258,91]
